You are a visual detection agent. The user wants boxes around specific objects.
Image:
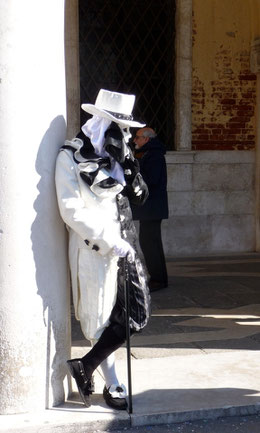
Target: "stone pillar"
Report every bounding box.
[65,0,80,140]
[0,0,70,414]
[175,0,193,150]
[251,38,260,250]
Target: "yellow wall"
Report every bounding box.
[249,0,260,39]
[192,0,259,150]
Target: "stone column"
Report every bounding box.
[251,38,260,250]
[0,0,70,414]
[65,0,80,140]
[175,0,193,150]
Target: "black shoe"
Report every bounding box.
[149,280,168,292]
[67,358,94,407]
[103,384,128,410]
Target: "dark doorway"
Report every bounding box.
[79,0,176,148]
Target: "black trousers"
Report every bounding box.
[81,322,128,378]
[139,219,168,286]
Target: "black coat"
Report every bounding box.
[131,137,169,221]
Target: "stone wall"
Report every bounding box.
[162,150,255,256]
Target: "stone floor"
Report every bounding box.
[72,253,260,357]
[3,253,260,433]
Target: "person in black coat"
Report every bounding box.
[131,127,168,292]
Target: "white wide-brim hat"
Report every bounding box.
[81,89,146,128]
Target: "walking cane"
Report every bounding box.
[124,254,133,414]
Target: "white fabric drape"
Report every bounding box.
[81,115,133,186]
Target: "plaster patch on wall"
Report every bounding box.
[226,31,236,38]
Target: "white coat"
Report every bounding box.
[55,138,124,340]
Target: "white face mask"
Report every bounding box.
[81,116,111,156]
[119,126,132,144]
[81,115,127,186]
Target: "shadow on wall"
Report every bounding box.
[31,115,71,408]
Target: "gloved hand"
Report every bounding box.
[112,238,135,261]
[124,172,149,206]
[122,155,140,183]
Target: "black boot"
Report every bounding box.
[103,384,127,410]
[67,323,127,408]
[67,358,94,407]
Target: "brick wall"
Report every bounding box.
[192,7,257,151]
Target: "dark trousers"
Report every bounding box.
[139,219,168,286]
[82,322,127,378]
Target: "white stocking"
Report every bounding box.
[90,338,120,388]
[99,352,120,388]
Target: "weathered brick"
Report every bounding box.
[239,74,256,81]
[192,38,256,151]
[224,129,241,134]
[221,99,236,105]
